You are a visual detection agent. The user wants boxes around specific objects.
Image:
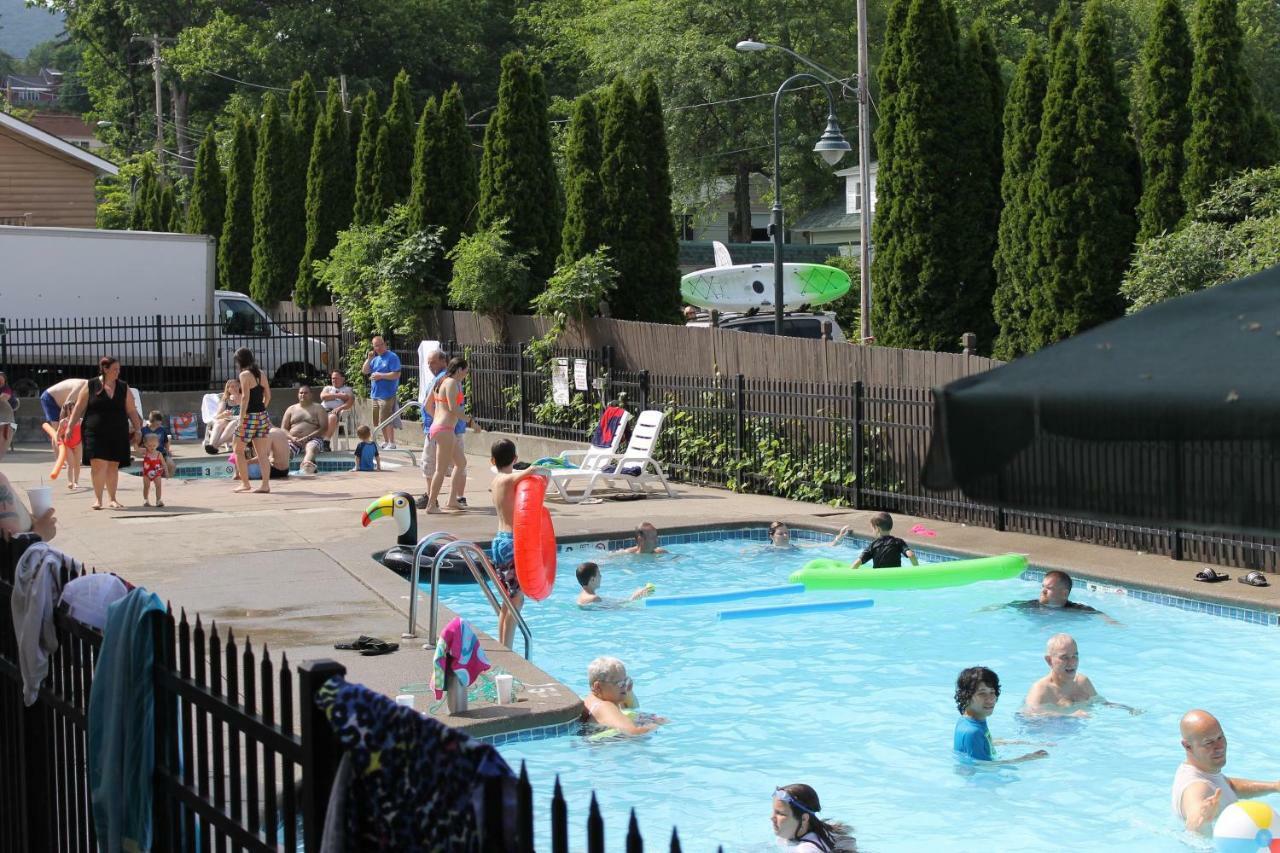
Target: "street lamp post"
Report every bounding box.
[737,43,851,336]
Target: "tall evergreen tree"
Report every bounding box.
[128,155,158,231]
[477,52,562,285]
[950,19,1004,352]
[289,73,320,170]
[1136,0,1193,240]
[1183,0,1259,207]
[869,0,912,341]
[869,0,969,351]
[408,96,440,235]
[1025,4,1080,351]
[352,91,383,226]
[432,83,479,248]
[157,182,176,233]
[375,70,416,214]
[250,94,298,305]
[992,40,1048,360]
[598,76,650,321]
[1069,0,1140,334]
[559,93,606,266]
[219,117,256,294]
[296,85,352,307]
[186,127,225,239]
[632,72,682,323]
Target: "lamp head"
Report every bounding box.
[736,40,768,52]
[814,114,852,165]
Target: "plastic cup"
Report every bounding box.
[395,694,415,709]
[495,673,515,705]
[26,486,53,519]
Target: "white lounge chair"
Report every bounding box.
[557,408,631,468]
[545,409,674,503]
[200,391,238,452]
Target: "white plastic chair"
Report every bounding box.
[331,408,356,450]
[200,392,238,451]
[545,410,674,503]
[557,409,631,468]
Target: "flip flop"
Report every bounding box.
[1238,571,1271,588]
[359,639,399,656]
[1194,568,1229,583]
[334,634,379,651]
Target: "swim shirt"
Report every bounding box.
[354,441,379,471]
[859,534,911,568]
[140,425,171,453]
[1170,762,1237,822]
[953,715,994,761]
[1011,599,1099,614]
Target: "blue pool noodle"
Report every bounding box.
[717,598,875,621]
[645,584,806,608]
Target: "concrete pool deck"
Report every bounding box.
[3,433,1276,736]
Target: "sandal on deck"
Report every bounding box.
[1194,569,1229,583]
[1238,571,1271,588]
[334,635,379,651]
[358,639,399,656]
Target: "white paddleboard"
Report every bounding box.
[681,262,852,312]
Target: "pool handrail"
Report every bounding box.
[373,398,422,464]
[405,530,458,638]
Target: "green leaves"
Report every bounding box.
[447,220,532,333]
[187,127,226,239]
[1136,0,1193,241]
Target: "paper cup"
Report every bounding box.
[395,694,415,709]
[495,673,515,705]
[26,486,53,519]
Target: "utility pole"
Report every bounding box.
[150,33,164,167]
[339,74,348,110]
[856,0,874,344]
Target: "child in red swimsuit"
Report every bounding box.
[57,400,83,491]
[141,432,166,507]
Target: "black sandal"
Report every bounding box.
[358,639,399,656]
[1194,569,1229,583]
[1238,571,1271,588]
[334,635,379,651]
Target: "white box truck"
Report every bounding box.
[0,225,332,394]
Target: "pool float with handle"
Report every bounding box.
[513,474,556,601]
[790,554,1027,590]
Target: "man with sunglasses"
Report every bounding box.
[0,398,58,553]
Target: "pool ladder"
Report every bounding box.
[404,530,532,660]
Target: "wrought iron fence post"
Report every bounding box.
[601,345,614,403]
[639,370,650,412]
[735,374,746,472]
[516,343,527,435]
[852,381,863,510]
[298,659,347,853]
[1,317,8,372]
[19,702,50,850]
[303,311,311,379]
[152,607,177,851]
[155,314,165,391]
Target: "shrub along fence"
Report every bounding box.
[432,340,1279,574]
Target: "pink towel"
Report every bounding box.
[431,617,491,699]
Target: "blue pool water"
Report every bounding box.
[431,529,1280,852]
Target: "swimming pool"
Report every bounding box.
[126,455,401,479]
[430,528,1280,851]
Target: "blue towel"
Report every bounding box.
[88,587,165,853]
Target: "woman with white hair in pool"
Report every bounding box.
[582,656,666,737]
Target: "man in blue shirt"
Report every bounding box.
[362,335,402,449]
[953,666,1048,765]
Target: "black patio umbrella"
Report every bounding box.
[921,263,1280,535]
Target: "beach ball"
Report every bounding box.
[1214,801,1280,853]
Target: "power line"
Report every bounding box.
[667,77,854,113]
[202,68,328,95]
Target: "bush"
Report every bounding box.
[528,248,618,366]
[822,252,861,337]
[447,221,531,339]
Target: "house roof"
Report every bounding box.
[679,240,837,266]
[0,110,118,175]
[792,200,862,233]
[27,113,96,140]
[5,74,55,89]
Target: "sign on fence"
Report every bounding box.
[552,358,570,405]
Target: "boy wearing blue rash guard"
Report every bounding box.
[953,666,1049,765]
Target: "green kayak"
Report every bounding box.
[789,554,1028,590]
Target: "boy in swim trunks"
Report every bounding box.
[575,561,655,607]
[489,439,545,647]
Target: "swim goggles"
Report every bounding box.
[610,676,633,693]
[773,789,818,815]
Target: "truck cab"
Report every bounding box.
[215,291,331,385]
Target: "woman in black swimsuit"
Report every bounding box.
[68,356,142,510]
[232,348,274,493]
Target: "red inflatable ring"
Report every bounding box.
[513,474,556,601]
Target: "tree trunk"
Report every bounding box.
[732,161,752,242]
[170,82,193,175]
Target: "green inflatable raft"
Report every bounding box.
[789,554,1028,591]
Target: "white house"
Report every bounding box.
[791,162,878,248]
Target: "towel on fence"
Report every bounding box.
[88,587,165,853]
[315,676,514,852]
[59,572,131,631]
[431,617,491,699]
[10,541,82,705]
[591,405,627,448]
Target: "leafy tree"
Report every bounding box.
[598,76,651,322]
[186,126,225,239]
[128,155,158,230]
[1069,0,1139,334]
[1136,0,1193,241]
[447,221,532,339]
[375,69,415,214]
[633,71,681,323]
[529,248,619,365]
[250,94,299,305]
[296,85,352,308]
[559,93,606,266]
[1182,0,1261,208]
[219,116,256,294]
[992,40,1048,359]
[353,91,383,226]
[1025,4,1080,351]
[477,51,561,285]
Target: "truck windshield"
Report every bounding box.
[220,299,271,337]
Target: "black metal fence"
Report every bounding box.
[0,554,694,852]
[445,342,1280,573]
[0,312,345,395]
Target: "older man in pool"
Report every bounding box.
[1023,633,1140,716]
[1172,709,1280,834]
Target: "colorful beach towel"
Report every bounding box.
[590,405,627,449]
[431,617,491,699]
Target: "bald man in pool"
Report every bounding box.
[1172,709,1280,834]
[1022,633,1140,716]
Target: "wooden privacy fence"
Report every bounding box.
[425,309,1001,385]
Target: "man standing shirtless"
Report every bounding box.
[1023,633,1139,716]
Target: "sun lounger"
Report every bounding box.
[544,409,673,503]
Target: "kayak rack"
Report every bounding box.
[405,530,532,660]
